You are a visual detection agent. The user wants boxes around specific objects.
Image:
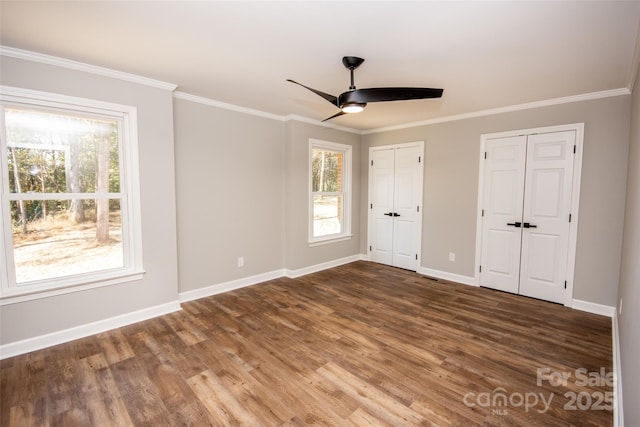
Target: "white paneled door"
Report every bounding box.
[369,144,423,271]
[369,149,395,266]
[480,131,576,304]
[479,136,527,294]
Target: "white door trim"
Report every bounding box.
[368,141,424,270]
[474,123,584,307]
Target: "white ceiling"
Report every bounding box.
[1,1,639,131]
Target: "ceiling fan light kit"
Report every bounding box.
[341,102,366,113]
[287,56,443,122]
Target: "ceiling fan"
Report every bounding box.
[287,56,443,122]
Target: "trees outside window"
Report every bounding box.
[0,87,143,303]
[309,139,352,244]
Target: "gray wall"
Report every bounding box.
[362,95,631,307]
[284,121,361,271]
[173,99,285,289]
[0,55,364,347]
[0,52,633,355]
[0,57,180,345]
[173,106,362,291]
[618,71,640,425]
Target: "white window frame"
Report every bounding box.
[308,139,352,246]
[0,86,144,305]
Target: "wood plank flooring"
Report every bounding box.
[0,261,613,426]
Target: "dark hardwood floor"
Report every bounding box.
[0,261,613,426]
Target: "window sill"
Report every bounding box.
[308,234,352,247]
[0,269,145,306]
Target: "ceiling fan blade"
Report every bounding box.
[339,87,443,105]
[321,110,347,122]
[286,79,338,106]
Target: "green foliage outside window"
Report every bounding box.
[5,108,120,230]
[312,149,342,193]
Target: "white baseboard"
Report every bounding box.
[572,293,618,424]
[417,267,478,287]
[571,299,616,317]
[0,254,368,359]
[180,255,367,301]
[285,254,363,278]
[178,269,285,302]
[0,300,181,360]
[612,314,624,427]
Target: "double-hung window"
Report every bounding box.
[0,87,143,304]
[309,139,352,245]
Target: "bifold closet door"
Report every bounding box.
[480,131,575,304]
[369,145,422,271]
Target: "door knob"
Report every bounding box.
[392,213,400,217]
[384,212,393,216]
[523,222,537,228]
[507,222,522,228]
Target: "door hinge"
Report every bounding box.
[416,254,418,260]
[573,145,576,154]
[479,265,482,273]
[569,213,572,222]
[418,156,421,163]
[371,160,374,166]
[369,245,372,251]
[564,280,567,289]
[370,203,373,209]
[484,152,487,159]
[417,205,420,212]
[482,209,485,217]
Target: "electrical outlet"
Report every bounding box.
[237,257,244,267]
[449,252,456,262]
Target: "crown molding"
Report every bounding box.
[174,88,629,136]
[173,91,284,122]
[173,92,362,134]
[3,46,632,134]
[362,88,631,135]
[0,46,177,91]
[283,114,361,134]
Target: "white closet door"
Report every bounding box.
[480,136,527,294]
[518,131,575,303]
[368,144,423,271]
[392,146,422,270]
[369,149,395,265]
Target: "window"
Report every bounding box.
[309,139,352,245]
[0,87,143,304]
